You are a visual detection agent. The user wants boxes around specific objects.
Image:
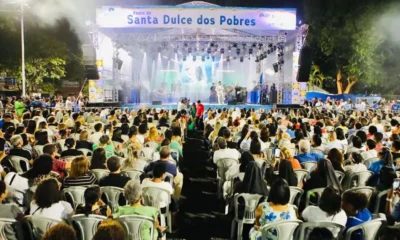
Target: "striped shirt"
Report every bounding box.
[63,173,97,188]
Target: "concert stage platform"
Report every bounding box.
[122,103,274,111]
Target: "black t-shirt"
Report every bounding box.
[76,141,93,151]
[227,141,238,150]
[61,149,84,157]
[9,148,32,160]
[392,152,400,161]
[99,173,131,188]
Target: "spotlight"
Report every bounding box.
[193,56,196,61]
[249,48,253,54]
[207,48,212,54]
[252,43,257,48]
[228,46,231,52]
[183,56,186,61]
[184,42,188,47]
[279,59,285,64]
[273,63,279,73]
[220,48,225,54]
[188,47,192,54]
[258,43,263,49]
[240,56,244,62]
[242,43,247,48]
[210,42,215,47]
[233,43,238,48]
[255,57,259,63]
[201,56,205,62]
[268,43,273,48]
[226,56,230,62]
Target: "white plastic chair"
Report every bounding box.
[334,170,345,184]
[33,145,44,156]
[343,171,373,190]
[344,219,384,240]
[373,189,390,214]
[310,148,324,154]
[71,214,107,240]
[88,169,110,180]
[216,158,239,199]
[230,193,263,240]
[294,169,309,187]
[142,186,172,233]
[305,188,325,207]
[119,215,155,240]
[297,221,345,239]
[25,215,60,240]
[145,141,159,150]
[121,169,143,181]
[289,187,303,206]
[363,157,380,168]
[260,220,302,240]
[62,186,86,209]
[100,186,125,210]
[343,187,375,202]
[63,156,76,163]
[77,148,93,157]
[139,147,155,161]
[301,161,317,172]
[0,218,16,240]
[8,156,30,173]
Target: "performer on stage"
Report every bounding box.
[235,83,242,103]
[260,84,269,104]
[216,81,224,104]
[209,83,217,103]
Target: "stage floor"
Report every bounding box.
[122,103,273,111]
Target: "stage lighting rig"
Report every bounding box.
[201,56,205,62]
[207,48,212,54]
[252,43,257,48]
[240,56,244,62]
[233,43,238,48]
[220,48,225,54]
[210,42,215,47]
[236,48,241,55]
[188,47,192,54]
[184,42,188,47]
[228,46,231,52]
[255,57,260,63]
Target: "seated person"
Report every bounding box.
[43,143,71,178]
[76,130,93,150]
[361,139,378,160]
[76,186,111,217]
[342,191,372,240]
[92,219,125,240]
[61,138,84,157]
[295,140,324,163]
[213,137,241,164]
[345,152,368,173]
[63,156,97,188]
[113,180,166,240]
[99,156,130,188]
[0,180,24,240]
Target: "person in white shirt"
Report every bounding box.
[65,97,73,111]
[88,123,104,144]
[213,137,241,164]
[302,187,347,237]
[30,178,73,221]
[361,139,378,160]
[177,99,186,112]
[325,131,345,154]
[142,162,174,209]
[216,81,224,104]
[345,152,368,173]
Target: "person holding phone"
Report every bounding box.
[385,179,400,224]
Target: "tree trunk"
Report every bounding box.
[336,70,343,94]
[344,77,357,94]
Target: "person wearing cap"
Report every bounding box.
[213,137,241,164]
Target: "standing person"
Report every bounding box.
[216,81,224,104]
[14,97,25,122]
[196,100,204,128]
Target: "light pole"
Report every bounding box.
[20,0,26,97]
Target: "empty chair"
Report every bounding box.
[121,169,143,181]
[259,220,302,240]
[231,193,263,240]
[289,187,303,206]
[9,156,30,173]
[77,148,93,157]
[0,218,16,240]
[62,186,86,209]
[343,187,375,202]
[343,171,373,190]
[216,158,239,199]
[88,169,110,180]
[301,162,317,172]
[297,221,345,240]
[305,188,325,207]
[25,215,60,240]
[344,219,384,240]
[294,169,309,186]
[71,214,107,240]
[119,215,155,240]
[334,170,345,184]
[142,186,172,233]
[100,186,125,210]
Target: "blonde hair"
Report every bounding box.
[212,121,222,139]
[79,130,89,141]
[69,156,89,178]
[148,126,159,141]
[124,144,139,169]
[280,147,293,159]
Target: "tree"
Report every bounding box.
[304,0,390,94]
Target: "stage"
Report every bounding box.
[122,102,274,111]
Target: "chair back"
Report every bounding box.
[260,220,302,240]
[343,187,375,202]
[164,172,174,187]
[63,156,76,163]
[233,193,262,224]
[119,215,155,240]
[344,171,373,189]
[297,221,345,240]
[7,186,28,207]
[334,170,345,183]
[144,142,159,150]
[71,214,106,240]
[33,145,44,156]
[88,169,110,180]
[25,215,60,240]
[216,158,239,181]
[77,148,93,157]
[62,186,86,209]
[363,157,379,168]
[373,189,390,214]
[301,161,317,172]
[170,149,180,162]
[344,219,383,240]
[310,148,324,154]
[294,169,309,187]
[9,156,30,173]
[139,147,155,161]
[0,218,16,240]
[305,188,325,207]
[100,186,125,210]
[289,148,298,156]
[142,186,171,210]
[121,169,143,181]
[289,187,304,206]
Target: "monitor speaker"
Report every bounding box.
[296,46,312,82]
[84,65,100,80]
[152,101,162,105]
[228,100,237,105]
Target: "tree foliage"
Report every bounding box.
[304,0,398,94]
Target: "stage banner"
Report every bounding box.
[96,6,296,30]
[88,80,105,103]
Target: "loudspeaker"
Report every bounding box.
[273,63,279,73]
[152,101,162,105]
[84,64,100,80]
[297,46,313,82]
[228,100,237,105]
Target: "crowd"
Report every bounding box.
[0,95,399,240]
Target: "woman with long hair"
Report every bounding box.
[76,186,111,217]
[76,130,93,150]
[90,148,107,170]
[327,148,345,173]
[145,126,163,143]
[63,156,97,188]
[123,144,147,171]
[21,154,55,185]
[61,138,84,157]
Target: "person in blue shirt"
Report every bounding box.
[342,190,372,240]
[368,147,395,175]
[294,140,324,163]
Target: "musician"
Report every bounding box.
[235,83,242,103]
[216,81,225,104]
[209,83,217,103]
[260,84,269,104]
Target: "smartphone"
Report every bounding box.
[393,180,400,190]
[274,149,281,158]
[106,129,110,135]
